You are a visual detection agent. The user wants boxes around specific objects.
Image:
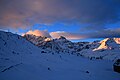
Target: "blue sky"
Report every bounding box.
[0,0,120,42]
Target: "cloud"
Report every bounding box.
[50,29,120,40]
[25,30,51,38]
[21,28,120,40]
[0,0,120,29]
[50,31,88,40]
[87,28,120,38]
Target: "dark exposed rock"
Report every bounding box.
[48,67,51,71]
[41,51,47,53]
[86,71,89,73]
[113,59,120,73]
[59,36,66,40]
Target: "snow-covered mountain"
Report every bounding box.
[0,31,120,80]
[23,34,52,45]
[24,34,120,61]
[24,34,75,53]
[75,38,120,61]
[93,38,120,51]
[24,34,98,54]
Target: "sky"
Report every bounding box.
[0,0,120,42]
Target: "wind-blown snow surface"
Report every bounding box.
[0,31,120,80]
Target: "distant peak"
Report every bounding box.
[100,38,120,44]
[59,36,66,40]
[93,38,120,51]
[113,38,120,44]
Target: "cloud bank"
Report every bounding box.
[50,31,87,40]
[0,0,120,29]
[51,29,120,40]
[0,0,120,39]
[24,29,120,40]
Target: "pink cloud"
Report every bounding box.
[25,30,51,38]
[50,31,86,40]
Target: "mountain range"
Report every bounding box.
[23,33,120,61]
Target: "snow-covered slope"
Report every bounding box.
[0,31,120,80]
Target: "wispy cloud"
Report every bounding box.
[50,31,87,40]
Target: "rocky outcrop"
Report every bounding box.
[113,59,120,73]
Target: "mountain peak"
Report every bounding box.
[58,36,66,40]
[114,38,120,44]
[23,34,51,45]
[93,38,120,51]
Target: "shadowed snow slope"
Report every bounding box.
[0,31,120,80]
